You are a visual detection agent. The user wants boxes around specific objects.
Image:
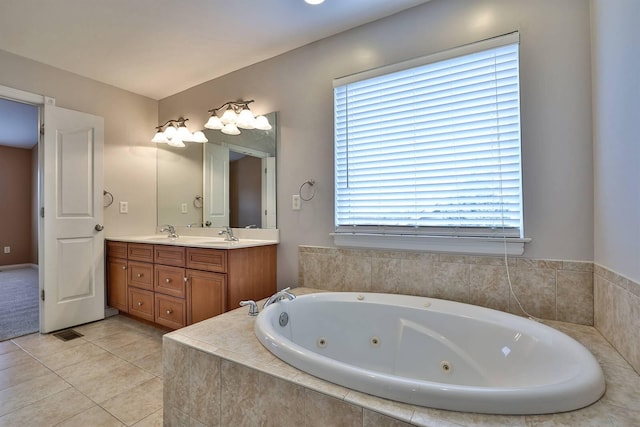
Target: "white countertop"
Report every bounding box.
[108,234,278,249]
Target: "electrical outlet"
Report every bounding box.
[181,203,188,214]
[292,194,301,210]
[119,201,129,214]
[3,246,10,254]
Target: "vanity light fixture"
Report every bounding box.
[151,116,208,146]
[204,100,272,135]
[305,0,325,4]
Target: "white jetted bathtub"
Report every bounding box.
[254,292,605,415]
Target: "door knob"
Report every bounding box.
[95,224,104,231]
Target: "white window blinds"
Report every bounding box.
[334,33,523,239]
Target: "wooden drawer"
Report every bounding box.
[155,265,186,298]
[128,287,154,321]
[155,293,186,329]
[106,241,127,259]
[128,243,154,262]
[154,245,186,267]
[186,248,227,273]
[128,261,154,290]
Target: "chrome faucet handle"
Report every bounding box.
[240,300,259,316]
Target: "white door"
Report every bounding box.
[40,101,105,333]
[203,143,229,227]
[262,156,276,228]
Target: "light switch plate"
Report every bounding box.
[119,201,129,214]
[292,194,301,210]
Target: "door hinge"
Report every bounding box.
[40,124,45,136]
[41,289,45,301]
[40,207,45,218]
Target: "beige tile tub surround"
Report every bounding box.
[298,246,594,325]
[595,264,640,374]
[163,288,640,427]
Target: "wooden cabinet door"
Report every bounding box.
[186,269,226,325]
[128,261,154,290]
[155,293,186,329]
[106,257,128,312]
[155,265,186,298]
[154,245,185,267]
[128,287,154,322]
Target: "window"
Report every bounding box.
[334,33,527,254]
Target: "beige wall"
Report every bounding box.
[591,0,640,374]
[0,145,32,266]
[591,0,640,284]
[0,49,159,238]
[160,0,594,286]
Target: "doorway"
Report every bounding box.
[0,97,40,340]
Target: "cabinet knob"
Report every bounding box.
[137,301,143,306]
[137,273,143,278]
[165,278,171,283]
[166,309,173,315]
[122,265,127,270]
[183,277,188,283]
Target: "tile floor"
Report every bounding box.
[0,315,164,426]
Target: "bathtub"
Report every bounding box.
[254,292,605,415]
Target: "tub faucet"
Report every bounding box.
[160,224,178,238]
[218,226,238,241]
[239,300,259,316]
[263,287,296,309]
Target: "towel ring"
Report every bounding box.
[299,179,316,201]
[103,190,114,208]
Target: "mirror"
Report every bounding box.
[157,112,277,228]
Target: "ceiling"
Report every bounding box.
[0,0,431,101]
[0,0,431,148]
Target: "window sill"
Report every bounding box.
[331,233,530,256]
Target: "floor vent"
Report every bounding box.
[53,329,84,341]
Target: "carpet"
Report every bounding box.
[0,267,39,341]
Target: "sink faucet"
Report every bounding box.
[218,226,238,241]
[160,224,178,238]
[263,287,296,309]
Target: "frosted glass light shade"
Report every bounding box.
[192,131,208,143]
[220,108,237,124]
[168,137,185,147]
[236,108,256,129]
[204,115,224,130]
[254,115,272,130]
[164,125,177,139]
[152,131,169,143]
[221,123,241,135]
[177,125,193,141]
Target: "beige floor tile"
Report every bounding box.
[11,332,86,359]
[92,329,150,352]
[108,335,162,362]
[0,356,52,391]
[132,351,164,377]
[73,317,138,341]
[0,348,37,371]
[0,341,20,356]
[0,387,93,426]
[73,361,155,404]
[0,372,70,417]
[57,405,125,427]
[38,341,108,372]
[132,409,163,427]
[101,377,163,425]
[56,351,127,384]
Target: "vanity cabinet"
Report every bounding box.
[106,240,276,330]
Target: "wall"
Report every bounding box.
[159,0,593,287]
[591,0,640,373]
[0,145,32,266]
[0,49,158,237]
